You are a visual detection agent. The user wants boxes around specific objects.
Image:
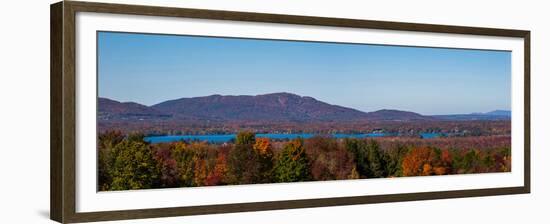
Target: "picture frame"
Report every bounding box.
[51,1,530,223]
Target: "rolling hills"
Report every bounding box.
[98,92,509,123]
[99,93,434,123]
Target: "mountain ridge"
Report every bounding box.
[98,93,508,122]
[151,92,377,122]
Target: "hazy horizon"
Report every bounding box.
[98,31,511,115]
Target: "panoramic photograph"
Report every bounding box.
[97,31,512,191]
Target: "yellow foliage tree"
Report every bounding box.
[253,137,273,158]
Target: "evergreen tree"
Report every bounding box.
[383,144,408,177]
[273,138,311,182]
[366,140,386,178]
[344,139,369,178]
[345,139,387,178]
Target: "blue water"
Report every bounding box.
[420,133,446,139]
[144,132,445,144]
[143,134,231,144]
[143,132,444,144]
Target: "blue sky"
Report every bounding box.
[98,31,511,115]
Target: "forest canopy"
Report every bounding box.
[98,131,511,191]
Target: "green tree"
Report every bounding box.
[344,139,369,178]
[344,139,386,178]
[109,139,160,190]
[453,149,481,174]
[383,144,408,177]
[235,131,255,145]
[366,140,386,178]
[127,132,146,143]
[273,138,311,182]
[97,131,124,191]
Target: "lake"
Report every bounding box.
[144,132,443,144]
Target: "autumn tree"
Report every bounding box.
[205,152,229,186]
[226,131,264,184]
[236,131,255,145]
[152,144,179,188]
[190,142,218,186]
[97,130,124,190]
[434,149,453,175]
[273,138,311,182]
[253,137,274,182]
[402,146,439,176]
[170,142,196,187]
[98,130,124,150]
[348,167,360,179]
[469,147,511,173]
[493,147,511,172]
[305,137,353,180]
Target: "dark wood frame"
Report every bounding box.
[51,1,531,223]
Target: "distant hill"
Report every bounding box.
[151,92,370,122]
[99,93,437,123]
[98,93,508,124]
[98,98,171,120]
[365,109,431,121]
[433,110,511,121]
[484,110,512,117]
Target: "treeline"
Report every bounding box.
[99,120,511,137]
[98,131,511,191]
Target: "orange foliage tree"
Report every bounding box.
[205,152,228,186]
[253,137,275,181]
[402,147,447,176]
[253,137,273,158]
